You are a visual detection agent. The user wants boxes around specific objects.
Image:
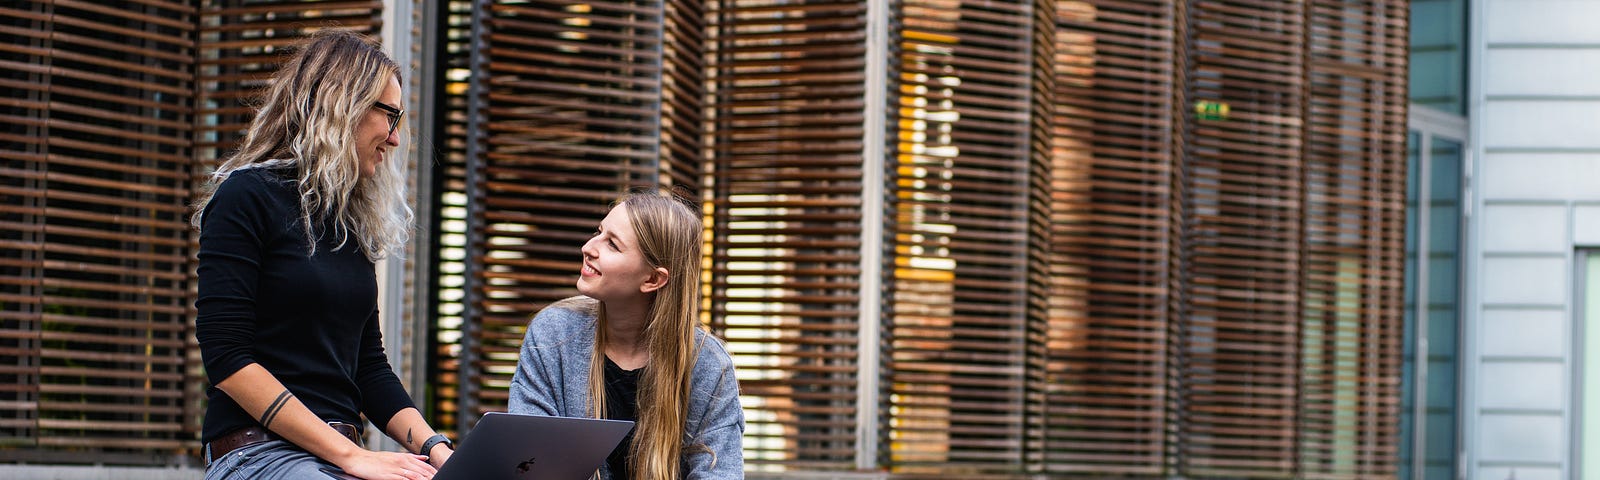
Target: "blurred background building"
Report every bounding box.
[0,0,1586,479]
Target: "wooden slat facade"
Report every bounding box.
[1179,0,1307,476]
[1047,0,1408,478]
[0,0,200,464]
[707,0,869,470]
[0,1,1411,476]
[1296,1,1406,478]
[884,0,1051,474]
[1047,0,1177,475]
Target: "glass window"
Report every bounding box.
[1400,132,1463,480]
[1410,0,1467,114]
[1581,252,1600,479]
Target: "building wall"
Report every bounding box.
[1472,1,1600,479]
[0,0,1413,476]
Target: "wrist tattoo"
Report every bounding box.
[260,390,293,428]
[407,428,414,447]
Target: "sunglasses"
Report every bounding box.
[372,101,404,136]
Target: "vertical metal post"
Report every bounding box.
[1412,133,1432,480]
[651,0,664,183]
[409,0,445,440]
[1575,252,1589,480]
[856,0,889,470]
[458,0,489,433]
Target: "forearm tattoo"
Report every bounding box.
[407,428,414,448]
[260,390,293,428]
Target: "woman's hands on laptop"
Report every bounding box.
[335,450,437,479]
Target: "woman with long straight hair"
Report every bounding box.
[509,191,745,479]
[193,30,454,479]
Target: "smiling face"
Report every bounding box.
[577,203,667,305]
[357,75,403,179]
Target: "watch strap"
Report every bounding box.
[419,433,452,459]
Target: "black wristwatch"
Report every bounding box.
[419,433,453,460]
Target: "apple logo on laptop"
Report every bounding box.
[516,457,537,474]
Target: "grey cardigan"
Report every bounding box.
[508,296,745,479]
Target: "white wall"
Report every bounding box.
[1473,1,1600,479]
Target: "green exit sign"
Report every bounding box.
[1195,100,1230,121]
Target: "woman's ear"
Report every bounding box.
[639,266,670,293]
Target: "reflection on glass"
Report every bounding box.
[1409,0,1467,115]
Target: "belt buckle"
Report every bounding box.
[327,421,362,444]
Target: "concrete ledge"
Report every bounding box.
[0,465,202,480]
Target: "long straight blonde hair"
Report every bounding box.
[191,30,411,261]
[589,191,706,480]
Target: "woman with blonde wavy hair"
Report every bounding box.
[510,190,745,479]
[193,30,455,479]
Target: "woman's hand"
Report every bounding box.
[426,444,454,469]
[381,407,454,471]
[336,449,437,480]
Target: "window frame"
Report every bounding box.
[1402,104,1470,480]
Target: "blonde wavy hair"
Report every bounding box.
[191,30,411,261]
[590,190,708,480]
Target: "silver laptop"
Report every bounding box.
[323,412,634,480]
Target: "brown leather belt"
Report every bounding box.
[205,421,362,467]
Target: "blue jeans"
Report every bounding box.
[205,439,342,480]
